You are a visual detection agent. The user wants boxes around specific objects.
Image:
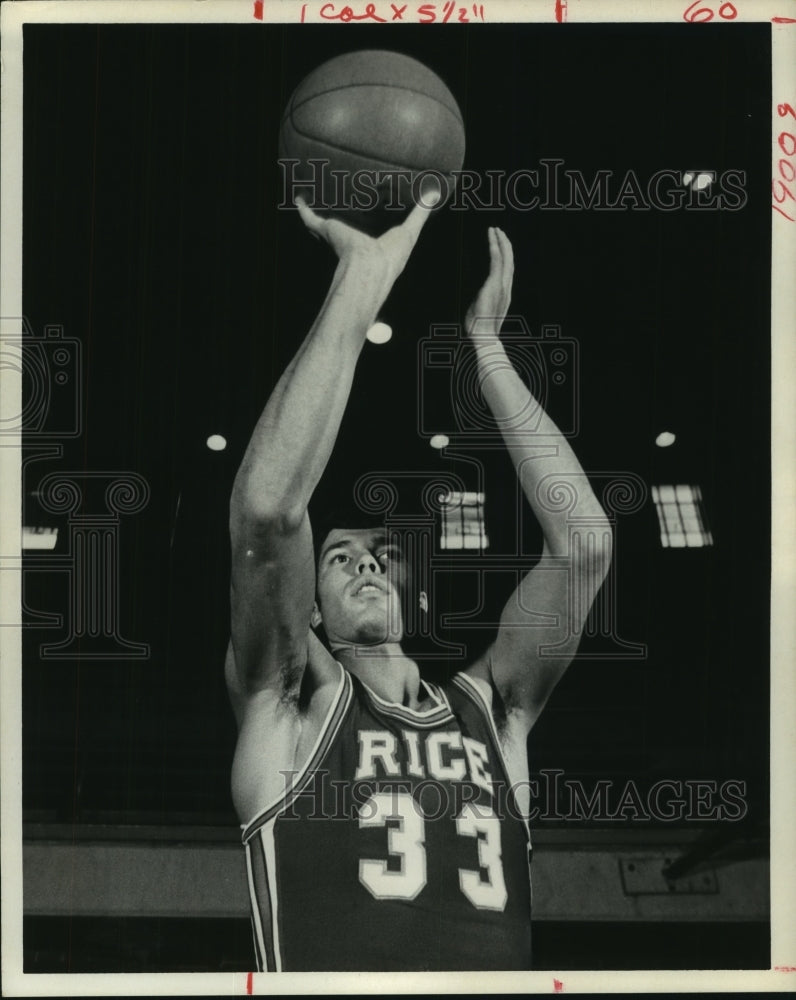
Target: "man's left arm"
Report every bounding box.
[464,228,613,734]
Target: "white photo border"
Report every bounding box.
[1,0,794,995]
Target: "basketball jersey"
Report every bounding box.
[241,663,532,971]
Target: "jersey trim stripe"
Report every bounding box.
[242,664,354,843]
[246,831,276,971]
[261,820,283,972]
[424,679,454,714]
[249,915,263,973]
[357,676,455,728]
[451,672,532,840]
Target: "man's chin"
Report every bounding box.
[336,623,403,648]
[326,609,404,649]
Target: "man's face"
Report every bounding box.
[315,527,408,647]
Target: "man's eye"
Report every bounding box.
[377,552,390,564]
[332,553,349,564]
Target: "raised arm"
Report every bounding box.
[227,194,436,720]
[465,228,613,734]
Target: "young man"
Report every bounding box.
[226,188,612,971]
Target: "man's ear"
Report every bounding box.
[419,591,428,614]
[310,602,322,629]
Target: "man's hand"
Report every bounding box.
[465,227,514,339]
[295,176,440,286]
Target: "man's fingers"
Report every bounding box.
[487,227,502,280]
[401,175,441,241]
[416,173,442,209]
[495,227,514,295]
[495,227,513,263]
[401,199,433,243]
[295,195,326,238]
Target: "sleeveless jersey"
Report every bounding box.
[241,663,532,971]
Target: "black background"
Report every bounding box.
[19,19,770,968]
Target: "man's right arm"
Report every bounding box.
[228,195,436,714]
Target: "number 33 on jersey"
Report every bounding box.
[242,667,533,972]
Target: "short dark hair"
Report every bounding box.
[310,503,388,568]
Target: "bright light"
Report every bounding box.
[429,434,449,450]
[652,483,712,548]
[439,489,489,551]
[206,434,227,451]
[366,322,392,345]
[655,431,676,448]
[22,526,58,551]
[682,171,713,190]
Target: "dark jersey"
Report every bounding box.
[241,663,532,971]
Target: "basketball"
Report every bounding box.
[278,50,465,221]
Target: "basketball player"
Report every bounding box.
[225,186,612,971]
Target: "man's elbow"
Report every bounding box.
[543,514,613,574]
[229,484,307,543]
[576,515,613,584]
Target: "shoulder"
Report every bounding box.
[435,658,498,738]
[456,654,495,713]
[231,646,351,827]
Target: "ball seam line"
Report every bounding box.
[290,81,464,125]
[285,118,463,175]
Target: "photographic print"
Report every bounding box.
[1,0,794,994]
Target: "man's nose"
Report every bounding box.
[356,553,379,574]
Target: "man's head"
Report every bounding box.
[312,520,427,649]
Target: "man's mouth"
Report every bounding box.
[353,580,387,597]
